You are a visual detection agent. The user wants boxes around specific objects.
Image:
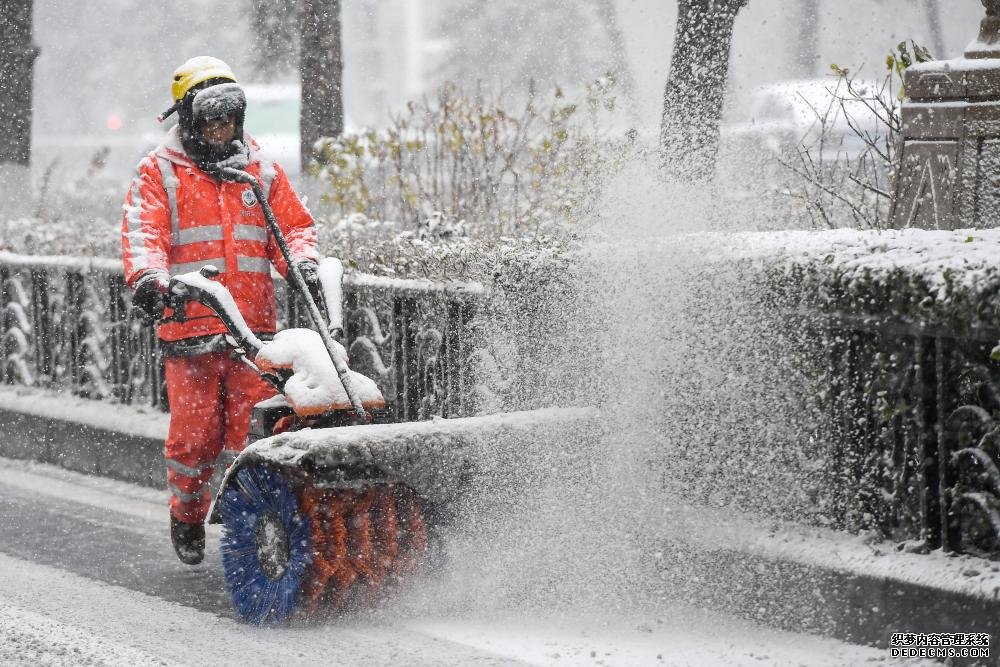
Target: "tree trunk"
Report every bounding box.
[660,0,748,181]
[299,0,344,175]
[0,0,39,166]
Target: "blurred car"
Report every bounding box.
[719,78,887,172]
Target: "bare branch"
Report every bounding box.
[779,154,878,229]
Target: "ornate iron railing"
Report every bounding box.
[817,311,1000,557]
[7,249,1000,558]
[0,253,483,422]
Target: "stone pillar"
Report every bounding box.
[889,0,1000,229]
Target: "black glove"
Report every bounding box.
[293,259,328,321]
[132,271,169,325]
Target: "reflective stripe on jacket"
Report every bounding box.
[121,126,318,341]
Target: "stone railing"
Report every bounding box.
[0,252,484,423]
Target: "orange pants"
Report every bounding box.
[164,351,275,523]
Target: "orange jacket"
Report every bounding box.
[121,126,318,341]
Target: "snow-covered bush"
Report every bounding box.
[0,201,572,287]
[314,211,574,282]
[310,209,583,414]
[309,78,635,238]
[562,228,1000,543]
[748,228,1000,540]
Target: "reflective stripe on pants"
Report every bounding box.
[164,350,276,523]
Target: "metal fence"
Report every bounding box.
[819,311,1000,557]
[0,253,483,423]
[8,251,1000,557]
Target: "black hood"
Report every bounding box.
[178,79,248,172]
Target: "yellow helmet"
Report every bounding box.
[170,56,238,102]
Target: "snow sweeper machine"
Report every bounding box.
[158,167,430,625]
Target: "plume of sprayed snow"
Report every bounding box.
[381,152,825,621]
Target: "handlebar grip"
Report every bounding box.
[161,265,222,324]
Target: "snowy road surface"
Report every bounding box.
[0,457,915,666]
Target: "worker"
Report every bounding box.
[121,56,322,564]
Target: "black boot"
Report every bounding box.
[170,516,205,565]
